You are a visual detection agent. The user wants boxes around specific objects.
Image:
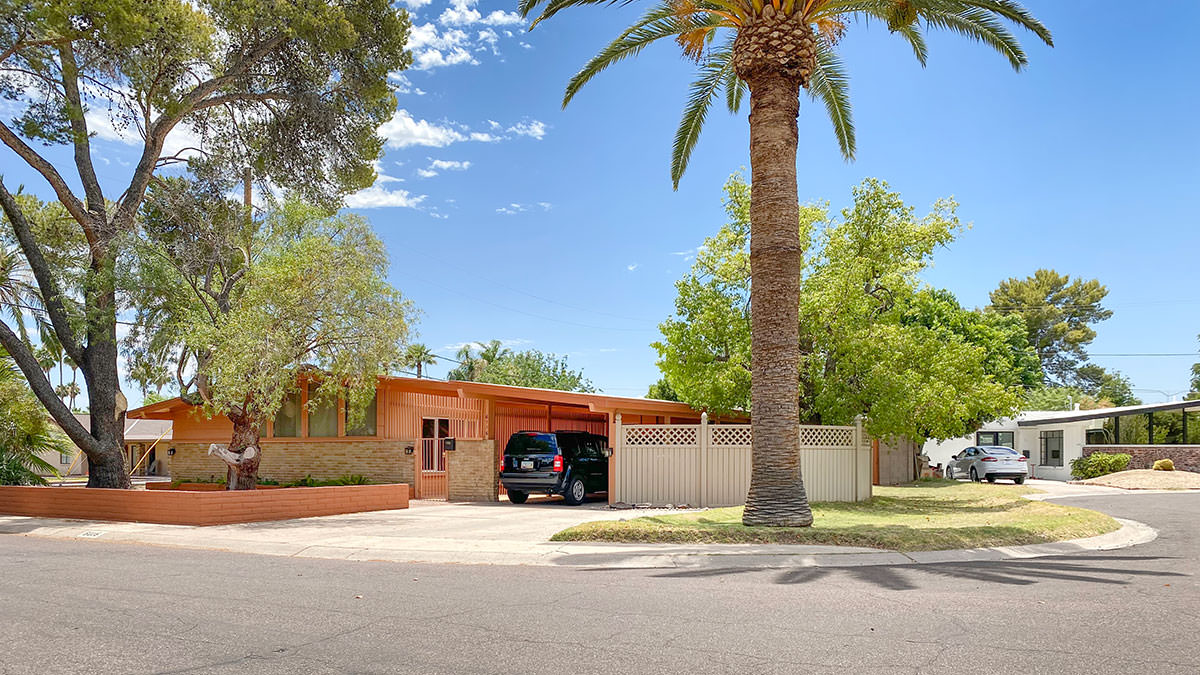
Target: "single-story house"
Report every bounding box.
[42,414,173,477]
[128,376,735,501]
[922,399,1200,480]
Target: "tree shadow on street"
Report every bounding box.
[607,555,1189,592]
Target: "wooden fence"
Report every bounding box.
[612,413,871,507]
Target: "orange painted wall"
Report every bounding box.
[0,484,408,525]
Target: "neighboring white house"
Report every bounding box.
[922,399,1200,481]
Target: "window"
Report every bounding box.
[1085,428,1111,445]
[1039,430,1064,467]
[345,391,378,437]
[59,452,71,465]
[976,431,1014,448]
[308,395,338,437]
[273,391,301,437]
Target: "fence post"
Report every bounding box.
[612,413,623,503]
[698,412,709,508]
[854,416,864,501]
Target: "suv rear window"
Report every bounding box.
[505,433,559,456]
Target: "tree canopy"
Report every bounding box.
[449,341,595,393]
[0,0,413,487]
[654,175,1028,440]
[987,269,1112,385]
[125,189,415,487]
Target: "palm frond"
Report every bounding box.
[671,42,734,189]
[808,42,855,160]
[563,4,720,107]
[723,65,746,113]
[917,5,1027,70]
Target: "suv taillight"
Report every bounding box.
[499,457,505,474]
[552,454,563,472]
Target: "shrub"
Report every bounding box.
[1153,459,1175,471]
[1070,452,1131,480]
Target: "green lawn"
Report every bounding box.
[553,479,1120,552]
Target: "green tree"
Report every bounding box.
[0,0,412,488]
[646,378,680,402]
[987,269,1112,384]
[403,344,438,379]
[125,191,415,489]
[1073,364,1139,407]
[655,175,1023,441]
[523,0,1051,526]
[0,349,66,485]
[448,341,594,392]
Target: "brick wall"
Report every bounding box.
[1082,445,1200,473]
[0,484,408,525]
[446,439,498,502]
[169,439,416,485]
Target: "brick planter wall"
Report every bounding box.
[1082,446,1200,473]
[446,439,498,502]
[168,440,415,486]
[0,483,409,525]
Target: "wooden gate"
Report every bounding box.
[418,438,448,500]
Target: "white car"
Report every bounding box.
[946,446,1028,484]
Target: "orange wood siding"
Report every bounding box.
[384,387,486,440]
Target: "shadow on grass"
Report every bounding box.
[587,555,1188,592]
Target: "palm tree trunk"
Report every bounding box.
[740,67,813,527]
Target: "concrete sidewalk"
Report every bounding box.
[0,482,1160,569]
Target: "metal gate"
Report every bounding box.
[418,438,448,499]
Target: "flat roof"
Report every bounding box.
[1016,399,1200,427]
[127,375,733,420]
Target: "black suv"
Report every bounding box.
[499,431,609,505]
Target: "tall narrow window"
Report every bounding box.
[273,391,301,437]
[308,395,338,437]
[345,391,378,437]
[1039,430,1064,467]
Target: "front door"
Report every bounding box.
[419,418,450,500]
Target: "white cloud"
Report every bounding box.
[345,185,426,209]
[482,10,523,26]
[439,0,523,27]
[85,107,204,162]
[397,0,433,7]
[626,264,639,271]
[430,159,471,171]
[390,73,427,96]
[379,109,467,148]
[495,201,551,215]
[507,119,547,140]
[408,23,478,70]
[469,131,502,143]
[416,168,439,178]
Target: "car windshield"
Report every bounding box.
[505,433,558,456]
[985,447,1018,455]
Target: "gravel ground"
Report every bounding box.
[1076,469,1200,490]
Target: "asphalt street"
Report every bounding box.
[1,492,1196,675]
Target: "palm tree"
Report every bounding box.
[0,244,41,344]
[520,0,1051,526]
[404,343,438,378]
[0,350,64,485]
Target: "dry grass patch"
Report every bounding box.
[553,480,1119,552]
[1076,469,1200,490]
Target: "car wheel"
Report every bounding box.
[969,467,980,482]
[986,475,997,483]
[1013,476,1025,485]
[945,466,954,480]
[563,478,586,506]
[507,490,528,504]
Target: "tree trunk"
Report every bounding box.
[210,412,262,490]
[735,14,816,527]
[82,256,132,489]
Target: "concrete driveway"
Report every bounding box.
[0,496,698,565]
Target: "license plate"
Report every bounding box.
[520,460,534,470]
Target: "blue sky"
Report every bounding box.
[7,1,1200,405]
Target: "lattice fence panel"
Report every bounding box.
[709,425,753,447]
[799,425,855,448]
[623,425,698,447]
